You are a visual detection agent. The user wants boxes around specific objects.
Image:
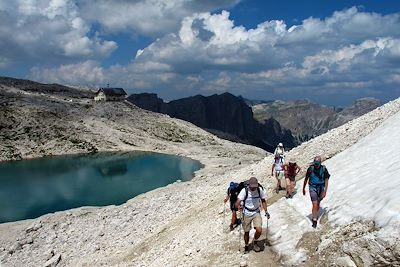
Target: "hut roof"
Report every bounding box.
[98,88,127,96]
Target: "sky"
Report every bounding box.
[1,0,400,106]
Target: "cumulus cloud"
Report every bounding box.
[29,7,400,104]
[30,60,106,86]
[0,0,117,68]
[78,0,240,35]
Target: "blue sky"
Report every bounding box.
[1,0,400,106]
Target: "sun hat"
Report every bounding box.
[249,177,258,188]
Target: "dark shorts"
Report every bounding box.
[286,175,296,182]
[309,185,325,202]
[230,201,238,211]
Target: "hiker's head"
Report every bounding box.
[289,158,295,164]
[278,143,283,147]
[274,153,281,160]
[249,177,258,191]
[313,156,322,168]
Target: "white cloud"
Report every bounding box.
[28,6,400,105]
[30,60,106,86]
[78,0,240,36]
[0,0,117,68]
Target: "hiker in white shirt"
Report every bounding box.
[236,177,270,253]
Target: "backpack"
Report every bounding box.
[227,182,244,202]
[309,165,326,185]
[227,180,264,202]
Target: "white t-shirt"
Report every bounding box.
[238,187,267,216]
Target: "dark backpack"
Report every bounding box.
[228,180,264,201]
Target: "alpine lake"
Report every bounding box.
[0,151,203,223]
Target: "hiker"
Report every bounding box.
[274,143,285,159]
[224,182,243,231]
[271,153,285,193]
[283,158,301,198]
[302,156,330,228]
[236,177,270,253]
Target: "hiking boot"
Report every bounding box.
[275,187,279,194]
[312,219,317,228]
[253,241,261,252]
[229,224,234,231]
[244,245,250,254]
[279,186,284,191]
[285,193,290,198]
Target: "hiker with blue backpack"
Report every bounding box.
[224,182,244,231]
[302,156,330,228]
[236,177,270,253]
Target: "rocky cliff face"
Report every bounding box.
[128,92,296,152]
[252,98,382,143]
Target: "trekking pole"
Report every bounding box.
[222,203,226,230]
[238,210,243,251]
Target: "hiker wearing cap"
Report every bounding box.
[271,154,285,193]
[224,182,243,231]
[274,143,285,159]
[283,158,301,198]
[303,156,330,228]
[236,177,269,253]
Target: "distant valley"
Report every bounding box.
[252,98,381,143]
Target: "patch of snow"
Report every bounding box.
[263,109,400,264]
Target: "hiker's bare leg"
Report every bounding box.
[276,175,281,188]
[254,227,262,240]
[244,232,250,245]
[312,201,319,220]
[231,212,237,225]
[285,178,291,195]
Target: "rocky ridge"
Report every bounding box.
[127,92,296,152]
[252,98,381,144]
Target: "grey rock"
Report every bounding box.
[335,256,357,267]
[44,253,61,267]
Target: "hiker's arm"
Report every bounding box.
[224,195,229,203]
[261,199,268,212]
[296,165,301,175]
[235,198,242,211]
[322,178,329,198]
[303,174,309,195]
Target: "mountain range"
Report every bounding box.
[252,98,381,143]
[127,92,295,152]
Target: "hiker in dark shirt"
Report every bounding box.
[303,155,330,228]
[224,182,243,231]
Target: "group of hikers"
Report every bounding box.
[224,143,330,253]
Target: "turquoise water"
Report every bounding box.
[0,152,203,223]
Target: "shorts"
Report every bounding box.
[230,201,238,211]
[309,185,325,202]
[242,213,262,232]
[286,175,296,182]
[275,171,284,180]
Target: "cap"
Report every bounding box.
[249,177,258,188]
[278,143,283,147]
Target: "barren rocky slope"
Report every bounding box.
[252,98,381,144]
[1,78,400,266]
